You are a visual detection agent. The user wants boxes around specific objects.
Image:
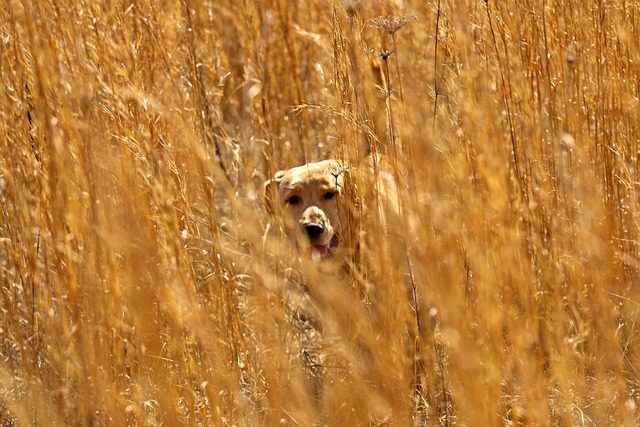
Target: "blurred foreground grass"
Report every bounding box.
[1,0,640,425]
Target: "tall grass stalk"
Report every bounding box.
[1,0,640,425]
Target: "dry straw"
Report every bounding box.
[1,0,639,426]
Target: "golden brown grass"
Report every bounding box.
[1,0,640,425]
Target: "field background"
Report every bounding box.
[1,0,640,425]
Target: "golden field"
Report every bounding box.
[1,0,640,425]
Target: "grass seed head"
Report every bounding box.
[370,14,417,35]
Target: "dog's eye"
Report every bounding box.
[287,195,300,205]
[323,191,337,200]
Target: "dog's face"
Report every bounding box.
[265,160,349,261]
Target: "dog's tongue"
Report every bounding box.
[314,243,330,257]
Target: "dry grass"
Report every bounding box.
[1,0,640,425]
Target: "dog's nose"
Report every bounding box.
[305,223,324,239]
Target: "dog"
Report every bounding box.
[262,157,425,417]
[263,159,355,263]
[263,156,402,264]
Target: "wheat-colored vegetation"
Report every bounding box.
[1,0,640,425]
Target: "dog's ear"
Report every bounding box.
[263,170,286,216]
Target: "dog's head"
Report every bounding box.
[264,160,351,261]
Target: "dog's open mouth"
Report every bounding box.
[311,234,339,261]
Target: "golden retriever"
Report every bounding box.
[263,156,400,264]
[264,160,352,262]
[263,158,424,411]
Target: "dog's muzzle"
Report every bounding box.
[305,223,324,240]
[305,226,339,261]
